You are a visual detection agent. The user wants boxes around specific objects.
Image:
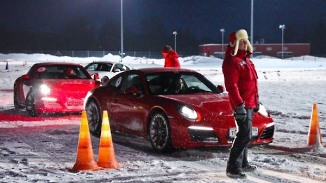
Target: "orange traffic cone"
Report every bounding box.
[307,103,323,147]
[71,111,100,172]
[97,110,120,169]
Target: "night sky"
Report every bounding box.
[0,0,325,52]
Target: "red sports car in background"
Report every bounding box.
[14,62,100,116]
[84,68,274,153]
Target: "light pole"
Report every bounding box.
[250,0,254,44]
[120,0,124,63]
[173,31,177,52]
[279,24,285,59]
[220,28,225,54]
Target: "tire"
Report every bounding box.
[14,87,24,109]
[25,90,38,117]
[85,99,102,137]
[148,112,173,153]
[101,76,109,83]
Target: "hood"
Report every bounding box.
[161,93,233,114]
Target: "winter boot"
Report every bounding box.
[226,166,246,179]
[226,169,246,178]
[242,164,257,172]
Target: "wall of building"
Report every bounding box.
[199,43,311,58]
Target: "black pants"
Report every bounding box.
[227,108,253,171]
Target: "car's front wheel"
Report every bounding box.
[101,76,109,83]
[148,112,173,153]
[25,90,38,117]
[85,99,102,137]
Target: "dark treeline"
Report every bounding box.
[0,16,325,56]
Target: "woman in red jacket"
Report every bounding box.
[162,45,180,68]
[222,29,259,179]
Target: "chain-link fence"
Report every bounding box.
[0,50,175,59]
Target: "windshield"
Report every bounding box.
[145,72,220,95]
[29,65,91,79]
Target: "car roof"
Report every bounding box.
[32,62,83,67]
[135,67,197,74]
[88,61,117,64]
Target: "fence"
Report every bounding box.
[0,50,172,59]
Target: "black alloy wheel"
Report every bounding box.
[85,99,102,137]
[148,112,172,153]
[13,87,24,109]
[101,76,109,83]
[25,89,38,117]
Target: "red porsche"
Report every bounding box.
[14,62,100,116]
[84,68,274,153]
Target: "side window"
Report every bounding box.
[96,64,105,71]
[113,64,127,72]
[120,74,142,91]
[98,63,112,71]
[108,76,123,89]
[87,64,98,71]
[108,74,143,92]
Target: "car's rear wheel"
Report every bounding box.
[85,99,102,137]
[148,112,172,153]
[25,90,38,117]
[14,86,24,109]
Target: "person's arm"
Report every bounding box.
[222,60,243,110]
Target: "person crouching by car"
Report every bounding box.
[222,29,259,179]
[162,45,180,68]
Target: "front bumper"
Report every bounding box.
[35,97,84,113]
[171,122,275,149]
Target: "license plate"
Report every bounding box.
[67,98,83,106]
[229,127,258,138]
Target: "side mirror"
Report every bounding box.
[22,74,30,79]
[217,85,225,93]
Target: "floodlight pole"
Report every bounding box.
[220,28,225,53]
[279,24,285,59]
[120,0,124,63]
[173,31,177,52]
[250,0,254,44]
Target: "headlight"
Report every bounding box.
[258,104,269,117]
[178,105,200,120]
[39,84,51,95]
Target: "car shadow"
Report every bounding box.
[0,107,81,121]
[109,131,230,161]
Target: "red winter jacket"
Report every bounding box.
[163,50,180,68]
[222,45,259,110]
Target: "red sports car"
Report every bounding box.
[14,62,100,116]
[84,68,274,153]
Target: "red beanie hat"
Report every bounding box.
[228,32,236,44]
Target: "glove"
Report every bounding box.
[234,103,247,121]
[254,101,260,112]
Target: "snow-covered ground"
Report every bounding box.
[0,53,326,182]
